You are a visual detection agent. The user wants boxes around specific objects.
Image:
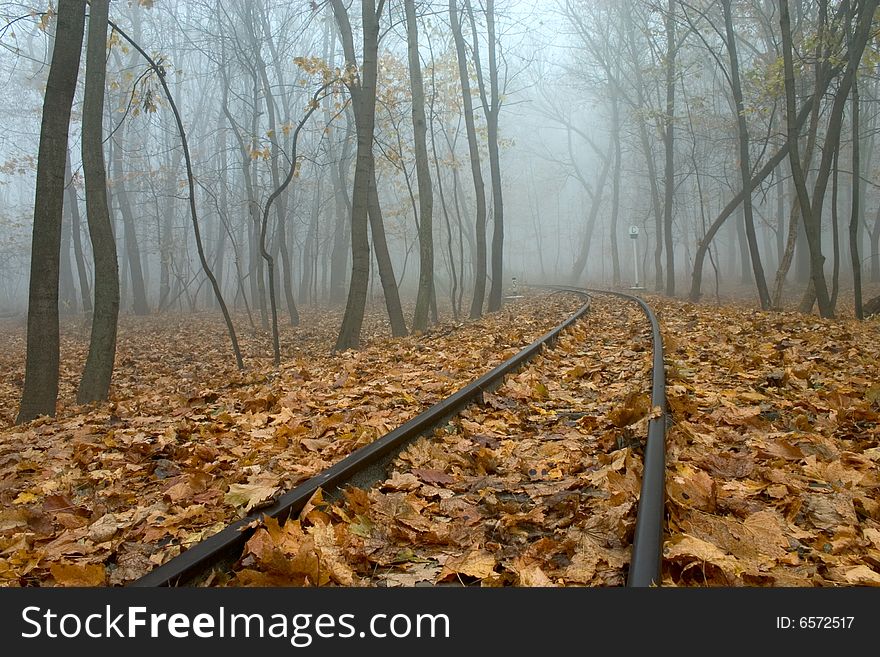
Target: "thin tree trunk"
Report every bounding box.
[65,151,92,313]
[406,0,434,332]
[112,127,149,315]
[78,0,119,404]
[367,161,407,336]
[663,0,676,296]
[112,20,243,369]
[723,0,770,308]
[850,46,864,318]
[450,0,487,319]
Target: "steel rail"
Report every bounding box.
[534,285,667,587]
[131,291,592,587]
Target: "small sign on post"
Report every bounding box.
[506,276,523,300]
[629,225,643,290]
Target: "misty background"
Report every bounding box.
[1,0,878,320]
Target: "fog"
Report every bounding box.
[1,0,878,324]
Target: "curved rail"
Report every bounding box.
[534,285,667,588]
[131,290,592,587]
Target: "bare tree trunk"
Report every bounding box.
[112,126,149,316]
[850,48,864,318]
[65,151,92,314]
[17,0,86,424]
[723,0,770,308]
[663,0,676,296]
[406,0,434,332]
[466,0,504,312]
[332,0,393,350]
[830,147,841,310]
[329,111,354,305]
[367,162,407,336]
[59,187,77,315]
[610,90,622,287]
[450,0,487,319]
[78,0,119,404]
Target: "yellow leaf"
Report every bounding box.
[13,492,39,504]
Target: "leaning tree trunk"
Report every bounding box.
[17,0,86,424]
[78,0,119,404]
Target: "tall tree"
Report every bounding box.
[17,0,86,424]
[405,0,434,333]
[467,0,504,311]
[450,0,487,318]
[78,0,119,403]
[721,0,771,309]
[332,0,405,350]
[850,76,864,319]
[662,0,676,296]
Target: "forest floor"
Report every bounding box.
[0,285,878,587]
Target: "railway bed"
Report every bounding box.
[132,288,668,588]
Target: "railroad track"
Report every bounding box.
[131,287,666,588]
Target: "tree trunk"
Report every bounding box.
[17,0,86,423]
[78,0,119,404]
[467,0,504,312]
[329,111,354,305]
[112,126,149,316]
[65,151,92,314]
[663,0,676,296]
[450,0,487,319]
[406,0,434,332]
[332,0,386,350]
[723,0,770,308]
[59,187,77,315]
[610,90,622,287]
[368,162,407,336]
[850,50,864,318]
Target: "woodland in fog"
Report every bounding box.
[2,0,880,424]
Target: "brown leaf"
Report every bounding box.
[50,562,106,586]
[437,546,496,581]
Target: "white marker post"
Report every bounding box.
[629,225,643,290]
